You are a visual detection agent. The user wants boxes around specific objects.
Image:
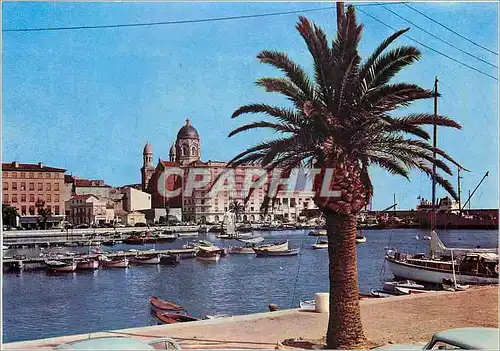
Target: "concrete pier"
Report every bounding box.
[3,286,497,350]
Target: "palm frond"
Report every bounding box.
[228,121,297,137]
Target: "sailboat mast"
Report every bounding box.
[431,76,438,231]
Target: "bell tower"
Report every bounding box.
[175,119,201,165]
[141,141,155,192]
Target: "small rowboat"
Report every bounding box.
[370,290,396,298]
[101,257,129,268]
[155,311,199,324]
[255,248,299,257]
[149,296,184,311]
[45,260,77,272]
[76,259,99,270]
[311,238,328,249]
[356,235,367,244]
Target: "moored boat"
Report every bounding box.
[299,299,315,311]
[76,259,99,270]
[160,254,180,265]
[149,296,184,311]
[155,311,199,324]
[101,257,129,268]
[253,240,289,253]
[196,246,221,262]
[228,244,256,254]
[356,235,367,244]
[255,248,299,257]
[157,230,177,241]
[45,260,77,272]
[311,237,328,249]
[308,229,327,236]
[131,254,160,265]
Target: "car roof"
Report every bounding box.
[54,336,155,350]
[427,328,499,350]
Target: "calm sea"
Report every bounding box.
[2,228,498,343]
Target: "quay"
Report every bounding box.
[3,286,497,349]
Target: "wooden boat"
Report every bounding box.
[228,244,256,254]
[160,254,180,265]
[45,260,77,272]
[101,257,129,268]
[155,311,199,324]
[76,259,99,270]
[255,248,299,257]
[311,238,328,249]
[131,254,160,264]
[196,246,221,262]
[253,240,289,253]
[149,296,184,311]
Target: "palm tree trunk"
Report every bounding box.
[325,211,366,349]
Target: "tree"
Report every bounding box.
[2,205,19,228]
[229,199,244,222]
[227,6,460,349]
[35,200,52,230]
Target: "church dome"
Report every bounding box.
[177,119,199,139]
[143,141,153,154]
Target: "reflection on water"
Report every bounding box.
[3,229,497,343]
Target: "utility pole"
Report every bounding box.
[457,166,462,212]
[431,76,438,230]
[337,2,344,28]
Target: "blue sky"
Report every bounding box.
[2,2,498,210]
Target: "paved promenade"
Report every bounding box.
[3,286,497,350]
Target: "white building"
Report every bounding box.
[66,194,115,225]
[121,187,151,212]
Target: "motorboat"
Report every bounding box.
[311,237,328,249]
[160,254,180,265]
[356,235,367,244]
[76,259,99,270]
[157,230,177,241]
[228,244,256,254]
[196,246,221,262]
[45,260,77,272]
[101,257,129,268]
[255,248,299,257]
[131,254,160,265]
[299,299,315,311]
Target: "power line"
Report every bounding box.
[403,3,498,56]
[378,3,497,69]
[2,2,409,33]
[355,6,498,81]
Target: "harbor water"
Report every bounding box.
[2,228,498,343]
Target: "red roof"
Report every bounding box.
[74,179,110,187]
[2,162,66,172]
[160,160,180,167]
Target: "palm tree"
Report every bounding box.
[229,200,245,222]
[227,6,461,349]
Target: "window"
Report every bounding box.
[12,182,17,190]
[35,173,40,178]
[47,194,51,202]
[12,172,17,178]
[38,182,43,191]
[47,205,52,213]
[21,182,26,191]
[29,182,34,190]
[12,195,17,203]
[29,194,35,202]
[2,182,8,190]
[3,194,9,203]
[21,206,26,215]
[29,206,35,215]
[55,205,60,215]
[20,172,26,179]
[3,172,9,178]
[55,194,59,202]
[46,183,51,191]
[45,173,50,179]
[29,172,34,179]
[21,194,26,202]
[54,183,59,191]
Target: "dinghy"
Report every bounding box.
[255,248,299,257]
[45,260,77,272]
[155,311,199,324]
[149,296,184,311]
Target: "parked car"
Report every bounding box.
[75,224,90,229]
[375,328,499,350]
[134,222,148,227]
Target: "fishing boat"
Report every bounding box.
[131,254,160,265]
[253,240,289,253]
[76,259,99,270]
[196,246,221,262]
[160,254,180,265]
[101,257,129,268]
[228,244,256,254]
[155,311,199,324]
[45,260,77,272]
[311,237,328,249]
[255,248,299,257]
[149,296,184,311]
